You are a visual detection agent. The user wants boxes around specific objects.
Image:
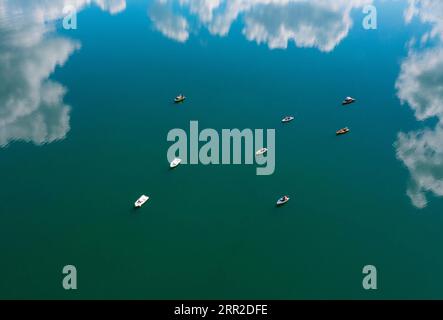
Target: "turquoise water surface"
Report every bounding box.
[1,0,443,299]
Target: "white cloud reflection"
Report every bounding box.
[0,36,79,147]
[395,0,443,208]
[149,0,190,42]
[405,0,443,43]
[0,0,126,147]
[148,0,372,52]
[396,125,443,209]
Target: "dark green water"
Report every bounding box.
[1,0,443,299]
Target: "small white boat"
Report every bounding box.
[134,195,150,208]
[281,116,295,123]
[170,158,182,168]
[174,94,186,103]
[276,196,290,206]
[342,96,356,105]
[256,148,268,156]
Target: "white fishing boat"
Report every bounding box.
[256,148,268,156]
[276,196,290,206]
[342,96,356,105]
[174,94,186,103]
[281,116,295,123]
[134,195,150,208]
[170,158,182,168]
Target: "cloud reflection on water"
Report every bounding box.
[148,0,372,52]
[395,0,443,208]
[0,0,126,147]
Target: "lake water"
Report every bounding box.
[1,0,443,299]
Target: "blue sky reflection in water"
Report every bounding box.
[1,0,443,299]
